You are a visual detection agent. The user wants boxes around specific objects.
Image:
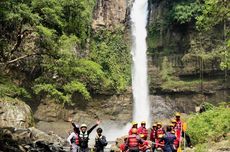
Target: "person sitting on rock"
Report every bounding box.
[137,121,148,140]
[119,137,128,152]
[129,121,138,135]
[94,127,108,152]
[79,120,100,152]
[139,134,151,152]
[67,124,80,152]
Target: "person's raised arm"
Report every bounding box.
[88,120,100,135]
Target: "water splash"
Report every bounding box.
[131,0,151,127]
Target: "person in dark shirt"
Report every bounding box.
[94,128,108,152]
[160,126,176,152]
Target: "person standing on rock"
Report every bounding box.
[79,120,100,152]
[137,121,148,140]
[67,124,80,152]
[94,127,108,152]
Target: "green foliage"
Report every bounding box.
[0,0,131,104]
[220,40,230,70]
[90,27,131,92]
[187,107,230,144]
[172,1,202,24]
[33,35,109,104]
[196,0,229,31]
[160,57,175,81]
[0,75,30,98]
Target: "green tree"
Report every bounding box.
[90,28,131,93]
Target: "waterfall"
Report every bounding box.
[131,0,151,126]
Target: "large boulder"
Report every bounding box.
[0,98,34,128]
[0,127,66,152]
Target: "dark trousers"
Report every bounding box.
[129,148,139,152]
[182,131,192,147]
[79,147,89,152]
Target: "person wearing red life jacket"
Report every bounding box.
[175,112,182,143]
[129,121,138,135]
[126,128,144,152]
[119,137,127,152]
[174,113,193,148]
[137,121,148,140]
[150,123,157,152]
[139,134,151,152]
[155,122,165,150]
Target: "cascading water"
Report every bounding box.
[97,0,151,141]
[131,0,151,126]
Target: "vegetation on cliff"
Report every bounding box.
[148,0,230,92]
[186,103,230,152]
[0,0,131,104]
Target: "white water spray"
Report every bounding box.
[131,0,151,126]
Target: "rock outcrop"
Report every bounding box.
[0,98,34,128]
[92,0,133,29]
[0,127,66,152]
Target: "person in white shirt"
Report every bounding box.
[67,124,80,152]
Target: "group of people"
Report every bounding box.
[67,120,108,152]
[67,112,192,152]
[120,112,192,152]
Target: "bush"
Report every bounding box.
[187,106,230,145]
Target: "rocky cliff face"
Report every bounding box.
[92,0,133,29]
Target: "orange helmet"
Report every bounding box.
[131,128,138,134]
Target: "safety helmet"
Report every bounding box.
[175,112,181,117]
[141,121,146,124]
[80,124,87,128]
[157,122,162,126]
[152,123,157,127]
[169,123,174,127]
[131,128,138,134]
[140,134,145,138]
[132,121,138,125]
[158,134,163,138]
[171,119,176,123]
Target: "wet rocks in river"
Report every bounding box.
[0,127,67,152]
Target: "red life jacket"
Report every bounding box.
[150,129,156,141]
[128,134,139,148]
[139,141,149,151]
[138,127,148,138]
[175,120,182,131]
[75,133,79,145]
[156,128,164,139]
[175,120,182,141]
